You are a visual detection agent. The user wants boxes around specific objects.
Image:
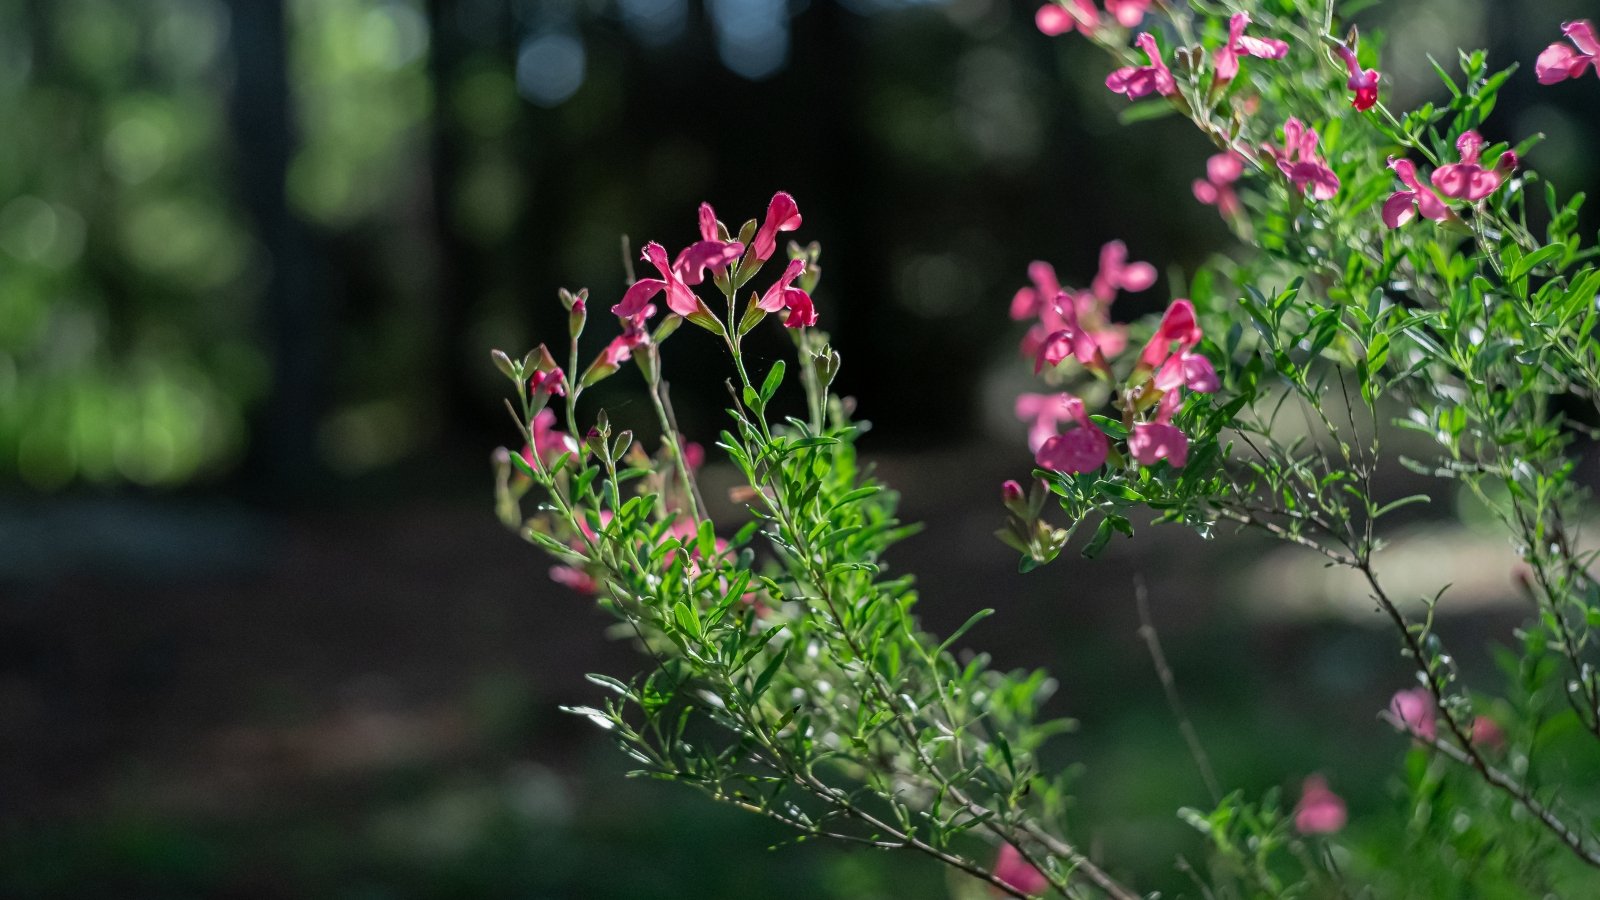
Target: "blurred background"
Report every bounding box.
[1,0,1597,896]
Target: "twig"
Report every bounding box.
[1134,576,1223,805]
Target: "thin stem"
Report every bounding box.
[1134,576,1223,805]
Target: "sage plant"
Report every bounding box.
[495,2,1600,895]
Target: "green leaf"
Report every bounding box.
[673,601,702,640]
[1083,517,1117,558]
[1507,242,1565,282]
[751,643,790,700]
[1118,100,1177,125]
[935,608,995,657]
[760,360,787,406]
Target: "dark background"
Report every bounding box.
[2,0,1597,896]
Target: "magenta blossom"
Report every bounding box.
[672,202,745,285]
[1106,33,1177,99]
[1264,117,1340,200]
[759,258,818,328]
[1034,293,1108,374]
[601,306,653,367]
[1033,394,1109,474]
[1017,392,1083,453]
[1036,0,1098,35]
[1193,153,1244,218]
[1090,240,1157,303]
[1103,0,1150,28]
[1471,715,1506,751]
[523,408,580,470]
[1010,260,1063,322]
[1390,687,1437,741]
[1001,479,1025,505]
[1154,347,1219,393]
[993,844,1049,897]
[1137,299,1202,370]
[1293,775,1347,835]
[529,367,567,397]
[1213,13,1289,86]
[1381,158,1450,228]
[1537,20,1598,84]
[751,192,802,262]
[1129,389,1188,468]
[1430,131,1516,202]
[613,241,705,319]
[1335,44,1381,111]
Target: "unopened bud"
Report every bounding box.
[1001,479,1025,505]
[491,349,517,379]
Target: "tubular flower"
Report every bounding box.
[1536,20,1598,84]
[1213,13,1289,86]
[1294,775,1348,835]
[601,306,653,367]
[529,367,567,397]
[1103,0,1150,28]
[1193,152,1244,218]
[1106,33,1177,99]
[993,844,1050,897]
[1090,240,1157,303]
[751,192,802,262]
[1137,298,1202,370]
[1335,44,1381,111]
[1381,158,1450,228]
[1390,687,1438,741]
[1034,293,1108,374]
[613,241,705,319]
[1036,0,1098,35]
[1128,389,1188,467]
[1430,130,1516,201]
[1017,392,1084,454]
[1264,117,1340,200]
[759,258,818,328]
[1010,260,1063,322]
[1033,395,1109,475]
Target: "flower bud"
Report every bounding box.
[491,349,518,379]
[1001,479,1025,505]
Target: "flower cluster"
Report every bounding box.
[1382,130,1516,228]
[1012,237,1218,479]
[1035,0,1150,37]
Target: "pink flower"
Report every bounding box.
[523,408,580,469]
[1293,774,1347,835]
[529,367,567,397]
[1129,390,1188,467]
[1033,293,1106,373]
[1010,260,1063,321]
[1471,715,1506,751]
[1106,33,1177,99]
[1154,348,1219,393]
[1430,131,1516,202]
[1389,687,1437,741]
[1137,299,1202,369]
[1335,44,1381,111]
[1103,0,1150,28]
[1213,13,1289,86]
[1090,240,1157,303]
[759,258,818,328]
[1381,157,1450,228]
[1032,394,1108,474]
[613,241,704,319]
[993,843,1050,897]
[550,564,598,594]
[751,192,802,262]
[1001,479,1025,504]
[1017,392,1081,453]
[1537,20,1598,84]
[1036,0,1098,35]
[1193,153,1244,218]
[1264,117,1340,200]
[601,306,653,366]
